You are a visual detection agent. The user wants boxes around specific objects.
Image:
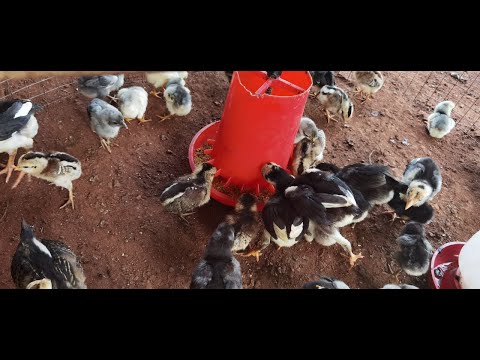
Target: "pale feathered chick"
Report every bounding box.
[13,151,82,209]
[317,85,353,123]
[117,86,150,124]
[190,222,242,289]
[291,129,326,176]
[146,71,188,97]
[11,220,87,289]
[0,99,40,183]
[353,71,384,103]
[157,78,192,122]
[395,221,433,276]
[426,100,456,139]
[77,74,124,99]
[87,98,127,153]
[294,117,319,144]
[402,157,442,210]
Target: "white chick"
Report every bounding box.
[146,71,188,97]
[317,85,353,123]
[426,100,456,139]
[157,78,192,122]
[117,86,150,124]
[353,71,384,103]
[294,117,319,144]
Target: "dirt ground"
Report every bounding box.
[0,71,479,289]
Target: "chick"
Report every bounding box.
[117,86,150,124]
[353,71,384,103]
[157,78,192,122]
[303,277,350,289]
[160,163,216,222]
[13,151,82,209]
[11,220,87,289]
[261,163,308,249]
[291,129,326,176]
[381,284,419,289]
[402,157,442,210]
[395,221,433,276]
[386,182,434,224]
[77,74,124,99]
[225,193,270,261]
[309,71,336,97]
[294,117,320,144]
[0,99,40,183]
[190,222,242,289]
[87,98,127,153]
[146,71,188,97]
[426,100,456,138]
[317,85,353,123]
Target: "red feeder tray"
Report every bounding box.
[429,242,465,289]
[188,71,312,209]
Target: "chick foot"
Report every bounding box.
[100,138,112,153]
[137,117,151,124]
[324,110,338,124]
[0,151,17,183]
[108,95,119,103]
[11,171,26,189]
[240,250,262,262]
[157,114,173,122]
[59,189,75,210]
[349,252,364,268]
[150,89,164,98]
[179,212,195,225]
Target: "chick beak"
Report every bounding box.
[121,121,128,129]
[14,166,21,171]
[404,196,416,210]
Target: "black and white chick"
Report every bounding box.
[353,71,384,103]
[395,221,433,276]
[303,277,350,289]
[159,163,216,222]
[381,284,419,289]
[117,86,150,124]
[11,220,87,289]
[386,181,434,224]
[77,74,124,99]
[426,100,456,139]
[317,85,354,123]
[0,99,40,183]
[261,162,308,249]
[13,151,82,209]
[309,71,336,97]
[157,78,192,122]
[190,222,242,289]
[292,127,326,176]
[146,71,188,98]
[401,157,442,210]
[87,98,128,153]
[225,193,271,262]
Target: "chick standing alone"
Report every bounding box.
[77,74,124,99]
[317,85,354,123]
[116,86,150,124]
[0,99,40,183]
[157,78,192,122]
[395,221,433,276]
[13,151,82,209]
[11,220,87,289]
[87,98,128,153]
[160,163,216,222]
[190,222,242,289]
[426,100,456,138]
[353,71,384,103]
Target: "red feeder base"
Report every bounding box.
[429,242,465,289]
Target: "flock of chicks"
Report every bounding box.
[1,71,192,288]
[0,71,454,289]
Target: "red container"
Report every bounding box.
[188,71,312,208]
[429,242,465,289]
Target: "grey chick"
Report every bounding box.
[395,221,433,276]
[292,129,326,176]
[294,117,320,144]
[11,220,87,289]
[77,74,124,99]
[317,85,353,123]
[303,277,350,289]
[117,86,150,124]
[190,222,242,289]
[309,71,336,97]
[159,162,216,222]
[426,100,456,139]
[87,98,127,153]
[146,71,188,97]
[382,284,419,289]
[402,157,442,210]
[353,71,384,103]
[157,78,192,122]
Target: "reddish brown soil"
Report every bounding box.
[0,71,478,289]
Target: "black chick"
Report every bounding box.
[309,71,336,89]
[190,222,242,289]
[387,181,434,224]
[261,162,308,248]
[11,220,87,289]
[303,277,350,289]
[160,163,217,222]
[395,221,434,276]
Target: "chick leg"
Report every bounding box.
[124,118,134,124]
[240,250,263,262]
[100,138,112,153]
[333,229,364,268]
[59,188,75,210]
[324,110,338,124]
[11,171,26,189]
[179,212,195,225]
[108,95,119,103]
[0,150,17,183]
[157,114,173,122]
[361,93,371,104]
[382,210,398,223]
[150,88,165,98]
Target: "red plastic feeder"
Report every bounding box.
[188,71,312,208]
[429,242,465,289]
